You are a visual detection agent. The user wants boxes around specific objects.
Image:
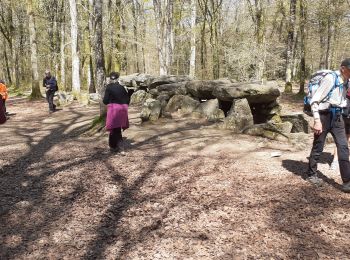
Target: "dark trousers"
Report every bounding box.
[109,128,122,149]
[46,90,56,111]
[2,100,5,113]
[309,112,350,183]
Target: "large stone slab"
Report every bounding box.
[222,98,254,133]
[140,98,161,122]
[149,75,192,89]
[156,82,188,96]
[185,80,280,103]
[165,95,200,114]
[119,73,154,89]
[213,83,280,103]
[185,80,232,100]
[281,113,310,133]
[130,90,152,105]
[193,99,225,122]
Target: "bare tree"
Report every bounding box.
[27,0,41,98]
[90,0,106,116]
[284,0,296,93]
[68,0,81,94]
[153,0,174,75]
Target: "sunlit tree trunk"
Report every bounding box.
[284,0,296,93]
[68,0,81,94]
[91,0,106,116]
[27,0,41,99]
[189,0,196,78]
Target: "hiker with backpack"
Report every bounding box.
[43,70,58,113]
[103,72,130,154]
[306,58,350,192]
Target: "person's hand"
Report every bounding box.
[313,119,322,135]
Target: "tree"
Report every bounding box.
[189,0,196,78]
[153,0,174,75]
[284,0,297,93]
[27,0,41,99]
[90,0,106,116]
[299,0,307,95]
[68,0,81,94]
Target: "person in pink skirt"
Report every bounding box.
[103,72,130,154]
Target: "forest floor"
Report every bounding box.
[1,92,350,259]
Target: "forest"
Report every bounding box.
[1,0,349,98]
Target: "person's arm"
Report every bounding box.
[310,74,334,134]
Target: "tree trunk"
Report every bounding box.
[68,0,81,94]
[189,0,196,78]
[60,4,66,91]
[284,0,296,93]
[153,0,174,75]
[298,0,306,95]
[27,0,41,99]
[91,0,106,116]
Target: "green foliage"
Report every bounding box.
[91,115,106,129]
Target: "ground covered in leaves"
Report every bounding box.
[1,94,350,259]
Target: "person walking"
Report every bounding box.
[307,58,350,192]
[103,72,130,154]
[43,70,58,113]
[0,80,9,114]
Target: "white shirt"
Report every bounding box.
[311,71,347,119]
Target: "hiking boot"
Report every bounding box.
[109,147,119,153]
[306,174,324,186]
[342,181,350,193]
[330,160,339,170]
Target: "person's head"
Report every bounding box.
[45,69,51,79]
[0,79,5,84]
[109,72,120,81]
[340,58,350,80]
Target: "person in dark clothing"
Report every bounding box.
[43,70,58,113]
[103,72,130,154]
[0,94,7,124]
[307,58,350,192]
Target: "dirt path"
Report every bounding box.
[1,97,350,259]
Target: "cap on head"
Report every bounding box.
[109,72,120,80]
[0,79,4,84]
[341,58,350,69]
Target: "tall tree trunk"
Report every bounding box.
[189,0,196,78]
[60,4,66,91]
[284,0,296,93]
[91,0,106,116]
[68,0,81,94]
[298,0,306,95]
[27,0,41,99]
[153,0,174,75]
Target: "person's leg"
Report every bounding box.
[3,100,6,114]
[109,128,119,150]
[48,91,55,111]
[330,115,350,183]
[308,113,330,176]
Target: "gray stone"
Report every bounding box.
[140,98,161,122]
[156,82,188,96]
[222,98,254,133]
[243,123,289,141]
[119,73,154,88]
[194,99,225,122]
[281,113,310,133]
[149,75,192,89]
[130,90,152,105]
[165,95,200,115]
[185,80,232,100]
[213,82,280,103]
